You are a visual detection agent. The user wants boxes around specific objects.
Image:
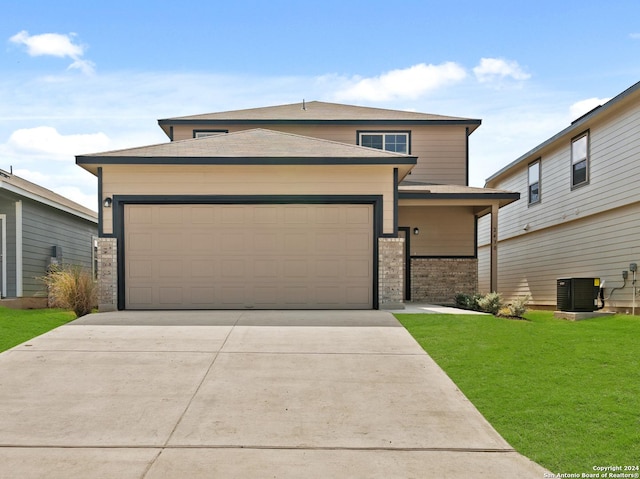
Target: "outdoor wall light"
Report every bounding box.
[103,197,113,208]
[413,227,420,235]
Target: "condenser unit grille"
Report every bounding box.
[557,278,600,312]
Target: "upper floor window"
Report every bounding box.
[358,131,410,154]
[194,130,228,138]
[528,159,540,205]
[571,131,589,188]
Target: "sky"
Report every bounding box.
[1,0,639,211]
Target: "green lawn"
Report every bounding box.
[0,307,76,352]
[396,311,640,474]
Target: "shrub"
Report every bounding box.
[477,292,503,315]
[454,292,482,311]
[41,265,97,318]
[505,295,531,318]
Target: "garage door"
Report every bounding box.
[124,204,373,309]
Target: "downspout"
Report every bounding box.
[15,200,23,297]
[465,127,470,186]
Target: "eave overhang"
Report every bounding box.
[77,155,417,176]
[158,118,482,138]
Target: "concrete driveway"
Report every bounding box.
[0,310,549,478]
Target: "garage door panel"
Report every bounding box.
[157,233,182,251]
[125,204,373,309]
[253,232,279,251]
[220,259,246,278]
[159,207,183,224]
[345,232,371,250]
[158,287,183,305]
[347,286,371,304]
[220,233,246,253]
[283,233,308,253]
[190,260,216,279]
[128,287,152,307]
[346,259,370,278]
[191,287,216,304]
[128,259,153,280]
[315,260,339,278]
[283,259,308,278]
[158,260,182,278]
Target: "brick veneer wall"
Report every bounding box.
[97,238,118,311]
[411,258,477,305]
[378,237,404,307]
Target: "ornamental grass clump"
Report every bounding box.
[476,291,503,315]
[505,295,530,318]
[41,265,97,318]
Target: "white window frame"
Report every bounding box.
[194,130,228,138]
[528,159,541,205]
[571,131,589,188]
[358,131,410,154]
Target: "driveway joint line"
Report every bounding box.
[159,320,239,449]
[0,444,517,453]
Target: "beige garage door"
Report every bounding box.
[124,204,373,309]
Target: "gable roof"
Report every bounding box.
[0,170,97,222]
[158,100,482,137]
[485,79,640,187]
[77,128,417,175]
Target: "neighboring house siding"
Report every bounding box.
[171,123,468,186]
[479,202,640,308]
[479,88,640,309]
[101,164,396,235]
[0,199,17,297]
[21,199,96,296]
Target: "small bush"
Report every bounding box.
[477,292,503,315]
[454,292,482,311]
[505,295,531,318]
[41,265,97,318]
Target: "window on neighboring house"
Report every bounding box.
[528,159,540,205]
[194,130,229,138]
[571,131,589,188]
[358,132,410,154]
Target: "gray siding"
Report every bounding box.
[21,199,97,297]
[479,90,640,309]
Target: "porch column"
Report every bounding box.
[490,203,498,293]
[97,237,118,311]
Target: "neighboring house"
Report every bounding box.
[0,170,98,306]
[77,101,518,311]
[479,80,640,312]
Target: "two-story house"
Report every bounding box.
[478,80,640,312]
[77,101,518,311]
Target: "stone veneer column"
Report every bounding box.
[378,237,404,309]
[97,238,118,311]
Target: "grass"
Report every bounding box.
[395,311,640,474]
[0,307,76,352]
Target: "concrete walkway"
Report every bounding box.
[0,310,549,478]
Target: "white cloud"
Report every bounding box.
[7,126,110,159]
[334,62,467,102]
[630,33,640,40]
[9,30,95,75]
[13,168,98,211]
[473,58,531,84]
[569,97,610,121]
